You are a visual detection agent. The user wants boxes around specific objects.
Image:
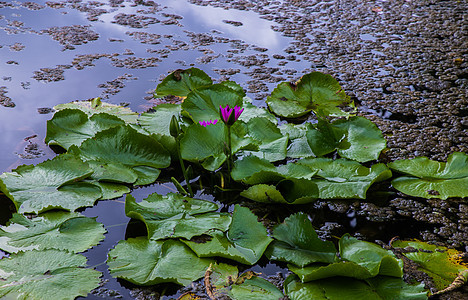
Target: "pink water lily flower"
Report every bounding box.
[219,105,244,126]
[199,119,218,127]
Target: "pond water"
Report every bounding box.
[1,0,467,299]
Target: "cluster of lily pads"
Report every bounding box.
[0,68,467,299]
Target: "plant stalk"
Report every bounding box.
[176,138,194,197]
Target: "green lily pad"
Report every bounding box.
[388,152,468,199]
[285,275,427,300]
[0,154,102,214]
[265,212,337,267]
[238,97,277,124]
[183,205,273,265]
[154,68,213,98]
[266,72,354,118]
[232,156,316,185]
[245,117,288,162]
[180,121,255,171]
[230,277,285,300]
[240,179,320,204]
[107,238,214,286]
[54,97,138,124]
[0,211,105,253]
[289,234,403,281]
[392,239,468,290]
[307,117,386,162]
[182,84,243,123]
[85,180,129,200]
[279,123,315,158]
[46,109,125,150]
[69,125,170,185]
[138,103,182,137]
[0,249,101,300]
[298,158,392,199]
[125,193,231,240]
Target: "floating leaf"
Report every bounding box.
[69,125,170,185]
[0,154,102,213]
[285,275,427,300]
[265,212,337,267]
[266,72,354,118]
[138,103,182,137]
[107,238,214,286]
[180,122,255,171]
[183,205,273,265]
[229,277,284,300]
[125,193,231,240]
[279,123,315,158]
[0,249,101,300]
[0,211,105,253]
[54,98,138,124]
[289,234,403,281]
[392,239,468,291]
[154,68,213,98]
[232,156,316,185]
[388,152,468,199]
[244,117,288,162]
[84,180,129,200]
[307,117,386,162]
[46,109,125,150]
[298,158,392,199]
[241,179,320,204]
[182,84,243,123]
[238,97,277,124]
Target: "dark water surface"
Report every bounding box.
[1,0,467,299]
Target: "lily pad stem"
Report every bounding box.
[176,138,194,197]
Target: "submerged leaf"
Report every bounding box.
[266,72,354,118]
[285,275,427,300]
[388,152,468,199]
[107,238,214,286]
[0,250,101,300]
[183,205,273,265]
[265,213,337,267]
[125,193,231,240]
[154,68,212,98]
[0,211,105,253]
[0,154,102,213]
[392,239,468,291]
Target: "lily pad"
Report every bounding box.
[0,249,101,300]
[0,154,102,214]
[298,158,392,199]
[154,67,213,98]
[279,123,315,158]
[285,275,427,300]
[307,117,386,162]
[54,97,138,124]
[0,211,105,253]
[238,97,277,124]
[289,234,403,281]
[46,109,125,150]
[138,103,182,137]
[266,72,354,118]
[240,179,320,204]
[69,125,170,185]
[183,205,273,265]
[230,277,285,300]
[107,238,214,286]
[392,239,468,290]
[182,84,243,123]
[388,152,468,199]
[180,121,255,171]
[265,212,337,267]
[245,117,288,162]
[125,193,231,240]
